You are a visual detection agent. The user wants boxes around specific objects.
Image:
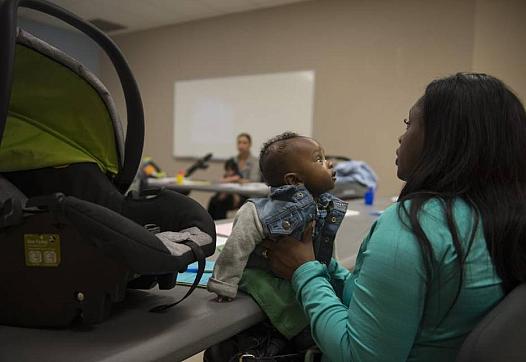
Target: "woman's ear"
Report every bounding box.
[284,172,302,185]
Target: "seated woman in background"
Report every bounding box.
[263,73,526,361]
[208,133,260,220]
[232,132,260,182]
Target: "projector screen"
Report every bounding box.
[173,70,315,159]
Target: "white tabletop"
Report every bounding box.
[147,178,270,197]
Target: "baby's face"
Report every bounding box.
[292,138,335,196]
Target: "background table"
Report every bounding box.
[146,178,369,200]
[147,178,270,197]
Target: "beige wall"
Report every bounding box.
[100,0,525,206]
[472,0,526,102]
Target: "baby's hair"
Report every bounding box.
[259,131,301,186]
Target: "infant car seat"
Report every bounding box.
[0,0,216,327]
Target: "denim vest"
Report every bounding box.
[246,185,348,271]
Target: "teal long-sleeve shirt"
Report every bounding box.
[291,199,504,362]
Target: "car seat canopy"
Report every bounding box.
[0,28,124,174]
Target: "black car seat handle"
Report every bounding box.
[0,0,144,193]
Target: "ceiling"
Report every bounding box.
[18,0,311,35]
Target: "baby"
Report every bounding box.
[207,132,348,338]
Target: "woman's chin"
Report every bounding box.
[396,169,407,182]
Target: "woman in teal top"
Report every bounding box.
[264,73,526,361]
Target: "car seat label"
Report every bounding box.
[24,234,61,267]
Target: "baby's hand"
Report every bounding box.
[216,295,233,303]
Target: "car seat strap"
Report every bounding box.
[149,239,205,313]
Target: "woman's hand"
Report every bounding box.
[262,223,316,280]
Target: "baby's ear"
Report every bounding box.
[284,172,302,185]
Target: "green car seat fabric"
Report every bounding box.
[0,28,123,175]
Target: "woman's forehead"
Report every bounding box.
[409,97,424,119]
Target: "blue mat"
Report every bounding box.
[177,260,215,288]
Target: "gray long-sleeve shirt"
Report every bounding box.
[235,154,261,182]
[207,202,265,298]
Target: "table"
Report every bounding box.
[0,288,264,362]
[146,178,270,197]
[0,198,394,361]
[145,178,369,200]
